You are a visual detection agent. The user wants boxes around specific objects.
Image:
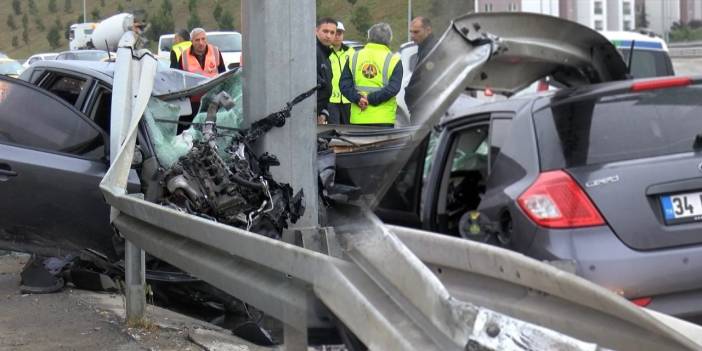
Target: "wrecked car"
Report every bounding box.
[5,60,309,339]
[328,12,702,320]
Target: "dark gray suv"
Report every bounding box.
[357,75,702,319]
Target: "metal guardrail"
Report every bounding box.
[669,46,702,57]
[102,22,702,351]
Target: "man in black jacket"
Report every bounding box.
[315,17,337,124]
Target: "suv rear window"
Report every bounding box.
[535,86,702,170]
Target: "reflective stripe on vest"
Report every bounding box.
[182,44,220,78]
[349,43,400,125]
[172,41,192,62]
[329,47,353,104]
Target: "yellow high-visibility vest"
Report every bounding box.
[349,43,400,125]
[172,40,192,62]
[329,46,354,104]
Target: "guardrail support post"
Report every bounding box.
[125,240,146,323]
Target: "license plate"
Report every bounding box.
[660,191,702,225]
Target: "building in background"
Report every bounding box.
[643,0,680,39]
[475,0,634,31]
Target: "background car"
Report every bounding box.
[0,58,24,78]
[602,30,675,78]
[22,52,58,69]
[158,31,242,70]
[55,50,115,62]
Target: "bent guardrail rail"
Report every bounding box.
[102,20,702,351]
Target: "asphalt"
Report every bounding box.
[0,252,272,351]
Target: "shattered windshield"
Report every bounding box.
[145,71,243,168]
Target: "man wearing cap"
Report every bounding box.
[327,21,354,124]
[178,28,226,77]
[170,29,192,69]
[340,23,403,127]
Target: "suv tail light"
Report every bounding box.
[518,170,605,228]
[631,77,691,92]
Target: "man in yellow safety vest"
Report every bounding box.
[339,23,403,127]
[169,29,192,69]
[328,21,354,124]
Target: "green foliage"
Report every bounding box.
[11,36,19,48]
[118,4,125,12]
[35,17,45,32]
[47,26,61,48]
[213,3,222,21]
[7,15,17,30]
[28,0,37,13]
[21,14,28,29]
[188,12,202,29]
[22,28,29,44]
[347,0,357,5]
[101,0,106,7]
[351,5,371,34]
[12,0,21,15]
[91,8,101,20]
[48,0,58,13]
[189,0,198,13]
[147,0,175,42]
[64,0,73,13]
[77,13,84,24]
[216,10,235,30]
[669,27,702,42]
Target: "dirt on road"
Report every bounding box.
[0,252,265,351]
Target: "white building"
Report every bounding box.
[644,0,681,37]
[520,0,559,16]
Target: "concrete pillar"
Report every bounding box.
[242,1,318,347]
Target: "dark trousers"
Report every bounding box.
[328,103,351,125]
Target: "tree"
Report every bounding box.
[146,1,174,42]
[35,17,45,32]
[12,0,21,15]
[21,14,28,29]
[117,4,124,12]
[188,0,198,13]
[28,0,37,13]
[351,5,371,34]
[49,0,58,13]
[11,36,19,48]
[213,3,223,21]
[64,0,73,13]
[188,12,202,29]
[22,28,29,45]
[217,10,235,31]
[346,0,357,5]
[101,0,106,7]
[47,27,61,48]
[7,15,16,30]
[91,8,101,20]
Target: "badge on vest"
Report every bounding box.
[361,62,379,79]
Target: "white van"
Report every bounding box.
[158,31,242,70]
[601,31,675,78]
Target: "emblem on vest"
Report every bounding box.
[361,63,379,79]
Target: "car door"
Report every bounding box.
[0,76,118,259]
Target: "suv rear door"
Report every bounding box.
[0,76,118,258]
[534,81,702,250]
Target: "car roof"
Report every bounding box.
[25,60,210,96]
[439,94,539,126]
[600,30,668,51]
[58,49,110,55]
